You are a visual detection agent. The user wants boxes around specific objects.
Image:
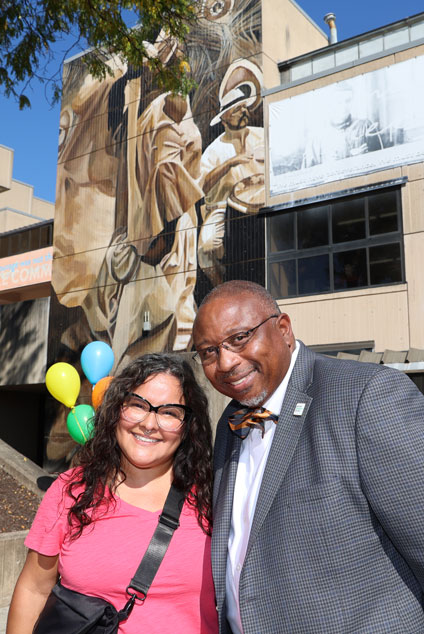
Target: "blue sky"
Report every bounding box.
[0,0,423,203]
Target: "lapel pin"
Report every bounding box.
[293,403,306,416]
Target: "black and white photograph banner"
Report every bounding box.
[269,55,424,196]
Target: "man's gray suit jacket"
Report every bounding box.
[212,342,424,633]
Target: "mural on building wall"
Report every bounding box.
[46,0,265,470]
[269,55,424,195]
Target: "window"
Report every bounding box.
[267,188,403,298]
[0,221,53,258]
[279,16,424,88]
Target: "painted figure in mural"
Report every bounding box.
[200,0,235,21]
[48,35,203,470]
[51,0,263,365]
[193,280,424,634]
[198,59,264,286]
[46,0,263,471]
[96,90,204,364]
[302,84,386,168]
[7,354,218,634]
[53,57,121,314]
[52,42,203,367]
[52,30,177,313]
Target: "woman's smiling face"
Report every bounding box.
[116,372,185,477]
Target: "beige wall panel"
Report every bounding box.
[0,210,40,233]
[0,145,13,193]
[31,197,55,220]
[278,285,409,351]
[395,44,424,63]
[402,162,424,182]
[404,232,424,348]
[262,0,327,89]
[402,179,424,235]
[0,180,32,214]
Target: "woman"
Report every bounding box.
[7,353,218,633]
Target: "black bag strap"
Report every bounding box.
[119,484,185,621]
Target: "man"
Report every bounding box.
[198,59,264,286]
[192,280,424,633]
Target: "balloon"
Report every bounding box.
[67,404,95,445]
[81,342,114,385]
[46,363,81,408]
[92,376,114,410]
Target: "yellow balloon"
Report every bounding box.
[46,362,81,408]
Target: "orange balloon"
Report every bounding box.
[92,376,113,410]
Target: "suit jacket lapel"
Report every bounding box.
[246,342,315,557]
[212,403,242,608]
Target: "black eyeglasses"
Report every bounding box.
[121,393,192,432]
[193,314,280,366]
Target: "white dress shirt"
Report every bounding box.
[226,342,300,634]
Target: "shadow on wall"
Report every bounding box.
[0,298,49,385]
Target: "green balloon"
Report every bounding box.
[67,404,95,445]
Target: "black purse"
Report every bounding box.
[33,484,185,634]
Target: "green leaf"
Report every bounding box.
[18,93,30,109]
[0,0,200,106]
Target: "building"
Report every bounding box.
[263,11,424,391]
[0,144,54,463]
[3,3,424,469]
[39,0,326,470]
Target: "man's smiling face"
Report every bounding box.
[193,292,295,406]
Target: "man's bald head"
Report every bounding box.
[197,280,280,316]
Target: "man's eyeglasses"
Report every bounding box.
[120,393,192,432]
[193,314,279,366]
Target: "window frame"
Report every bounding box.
[266,187,404,298]
[0,220,53,259]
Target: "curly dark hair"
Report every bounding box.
[65,353,213,537]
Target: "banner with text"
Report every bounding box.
[0,247,53,291]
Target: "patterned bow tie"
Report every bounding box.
[228,407,278,439]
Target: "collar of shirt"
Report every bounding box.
[262,339,300,426]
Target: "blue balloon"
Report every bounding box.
[81,342,114,385]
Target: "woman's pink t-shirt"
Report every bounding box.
[25,469,218,634]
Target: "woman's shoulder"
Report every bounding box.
[56,466,83,482]
[25,469,85,553]
[46,467,85,502]
[54,466,83,486]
